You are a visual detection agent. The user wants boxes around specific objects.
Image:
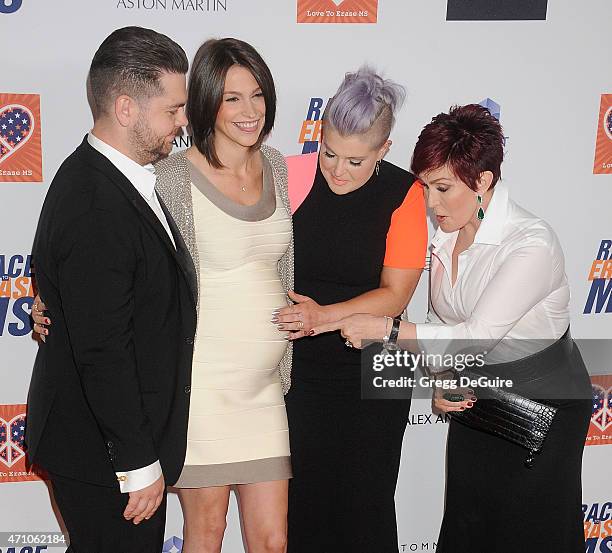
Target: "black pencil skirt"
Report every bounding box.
[285,374,411,553]
[437,334,592,553]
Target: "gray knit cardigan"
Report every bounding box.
[154,144,294,394]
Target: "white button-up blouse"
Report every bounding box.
[416,183,570,364]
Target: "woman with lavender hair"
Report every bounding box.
[274,67,428,552]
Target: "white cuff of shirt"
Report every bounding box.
[415,322,458,372]
[415,322,453,352]
[115,460,162,493]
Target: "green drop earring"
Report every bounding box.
[477,195,485,221]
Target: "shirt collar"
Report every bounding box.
[87,132,157,200]
[430,225,456,255]
[430,182,509,254]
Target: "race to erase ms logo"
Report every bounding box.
[0,404,45,483]
[0,254,35,337]
[586,375,612,447]
[593,94,612,175]
[298,97,328,154]
[162,536,183,552]
[584,240,612,314]
[0,94,42,182]
[297,0,378,24]
[479,98,500,121]
[0,0,22,14]
[583,501,612,552]
[446,0,547,20]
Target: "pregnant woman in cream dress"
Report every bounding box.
[160,39,293,553]
[175,155,291,489]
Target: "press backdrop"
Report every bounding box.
[1,1,611,551]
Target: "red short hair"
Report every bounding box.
[411,104,505,191]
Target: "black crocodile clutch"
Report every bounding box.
[449,370,558,468]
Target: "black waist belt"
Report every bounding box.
[450,327,579,467]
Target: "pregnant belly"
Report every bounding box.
[195,265,289,370]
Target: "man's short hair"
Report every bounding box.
[88,26,188,120]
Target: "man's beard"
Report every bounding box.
[130,115,175,166]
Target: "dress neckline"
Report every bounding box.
[187,152,277,222]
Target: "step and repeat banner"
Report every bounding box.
[1,1,611,551]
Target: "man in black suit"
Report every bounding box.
[26,27,197,552]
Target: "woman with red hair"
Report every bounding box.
[315,104,592,553]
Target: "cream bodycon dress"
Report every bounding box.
[174,155,292,487]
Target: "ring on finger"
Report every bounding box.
[297,321,304,329]
[345,339,353,348]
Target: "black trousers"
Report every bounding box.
[50,473,167,553]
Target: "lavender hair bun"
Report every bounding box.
[325,66,406,142]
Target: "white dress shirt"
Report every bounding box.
[87,132,169,492]
[87,133,176,249]
[416,183,570,364]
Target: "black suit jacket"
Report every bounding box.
[26,137,198,487]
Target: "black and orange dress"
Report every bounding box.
[285,152,427,553]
